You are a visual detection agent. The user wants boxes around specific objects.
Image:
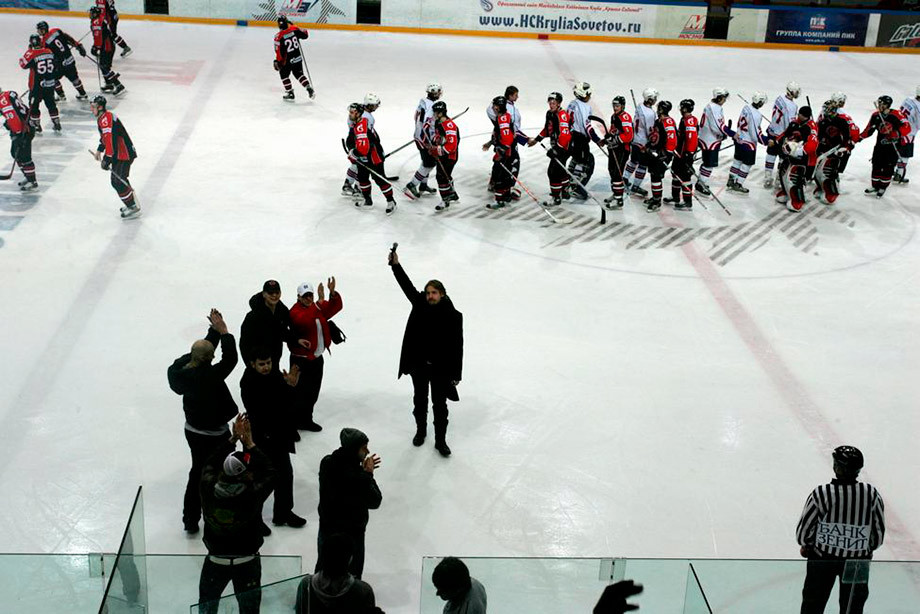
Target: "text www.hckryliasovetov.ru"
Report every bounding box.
[479,14,642,34]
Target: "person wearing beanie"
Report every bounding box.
[239,279,293,369]
[387,247,463,457]
[295,533,379,613]
[198,414,276,614]
[316,428,382,578]
[167,309,239,534]
[431,557,487,614]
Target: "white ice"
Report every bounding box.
[0,13,919,613]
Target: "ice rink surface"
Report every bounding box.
[0,13,919,612]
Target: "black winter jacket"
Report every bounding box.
[167,328,238,431]
[239,292,292,367]
[240,367,297,454]
[317,447,382,535]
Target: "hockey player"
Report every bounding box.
[487,85,527,199]
[601,95,633,210]
[895,86,920,183]
[36,21,87,102]
[343,92,379,196]
[528,91,571,207]
[860,95,910,198]
[404,83,441,198]
[483,96,515,210]
[0,86,38,191]
[91,95,140,219]
[90,6,126,96]
[643,100,677,212]
[566,81,602,200]
[813,101,855,205]
[19,35,60,134]
[622,87,658,196]
[274,15,313,102]
[696,87,733,197]
[346,102,397,214]
[96,0,132,57]
[727,92,768,194]
[772,106,817,212]
[826,91,860,176]
[666,98,698,210]
[764,81,800,188]
[429,101,460,211]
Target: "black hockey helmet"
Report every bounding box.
[348,102,364,114]
[29,34,42,49]
[832,446,864,474]
[432,101,447,116]
[657,100,672,115]
[822,100,838,116]
[277,15,290,29]
[548,91,563,104]
[89,6,101,18]
[680,98,695,113]
[611,95,626,108]
[36,21,49,34]
[91,94,107,109]
[877,95,893,108]
[492,95,507,113]
[798,105,813,119]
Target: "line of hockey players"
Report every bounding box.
[338,80,919,214]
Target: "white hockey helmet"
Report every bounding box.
[642,87,659,103]
[751,91,768,107]
[426,82,442,96]
[712,87,729,99]
[573,81,592,99]
[829,91,846,106]
[786,81,801,98]
[363,92,380,106]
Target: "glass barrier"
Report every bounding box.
[683,563,712,614]
[190,572,308,613]
[0,553,107,612]
[100,485,148,613]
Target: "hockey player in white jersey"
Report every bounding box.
[343,92,380,196]
[487,85,527,198]
[696,87,733,196]
[727,92,768,194]
[895,85,920,184]
[404,83,442,198]
[566,81,602,199]
[764,81,800,188]
[622,87,658,196]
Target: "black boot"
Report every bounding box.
[434,423,451,457]
[412,423,426,447]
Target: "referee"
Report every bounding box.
[796,446,885,614]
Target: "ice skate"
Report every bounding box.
[435,200,450,211]
[695,181,711,196]
[282,91,295,102]
[341,181,356,196]
[763,175,773,189]
[112,84,126,97]
[120,204,141,219]
[19,179,38,191]
[120,46,133,58]
[403,183,420,199]
[419,183,437,195]
[385,200,397,215]
[644,197,661,212]
[675,201,693,211]
[307,86,315,100]
[485,200,505,210]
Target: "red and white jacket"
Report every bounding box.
[347,117,384,165]
[288,293,343,360]
[676,114,699,156]
[537,108,572,151]
[1,91,31,135]
[491,111,515,160]
[649,116,678,155]
[20,47,56,90]
[91,13,115,53]
[96,110,137,162]
[432,118,460,160]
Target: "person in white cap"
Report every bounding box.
[288,277,342,432]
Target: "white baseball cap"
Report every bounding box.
[297,282,314,296]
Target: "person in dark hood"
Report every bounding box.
[198,414,276,614]
[295,533,378,614]
[167,308,238,534]
[431,557,487,614]
[388,248,463,457]
[316,428,382,579]
[239,279,292,368]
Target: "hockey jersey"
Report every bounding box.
[817,114,854,153]
[348,116,383,165]
[487,100,525,143]
[415,97,436,144]
[0,90,30,135]
[537,108,571,150]
[274,26,308,64]
[779,119,818,166]
[567,98,600,143]
[632,103,656,147]
[96,110,137,162]
[861,110,910,146]
[491,111,515,159]
[20,47,56,90]
[699,103,733,150]
[768,95,798,137]
[433,118,460,160]
[676,114,698,155]
[91,13,115,53]
[735,105,765,151]
[608,110,634,147]
[648,116,677,154]
[42,28,80,67]
[900,97,920,142]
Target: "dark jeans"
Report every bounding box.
[291,355,323,426]
[183,429,228,526]
[198,554,262,614]
[315,527,366,579]
[265,446,293,519]
[411,363,449,435]
[801,557,870,614]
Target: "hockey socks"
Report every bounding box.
[895,159,908,182]
[19,161,36,183]
[729,162,751,186]
[409,165,434,187]
[698,166,713,187]
[622,159,637,184]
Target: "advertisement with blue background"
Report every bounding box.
[0,0,68,8]
[765,9,869,46]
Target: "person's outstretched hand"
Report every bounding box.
[594,580,643,613]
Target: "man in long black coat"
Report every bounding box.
[239,279,292,368]
[388,249,463,457]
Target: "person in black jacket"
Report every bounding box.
[295,533,378,614]
[240,346,306,529]
[198,414,275,614]
[316,428,382,579]
[239,279,292,368]
[167,309,239,534]
[388,248,464,457]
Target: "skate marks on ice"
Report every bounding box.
[117,60,205,87]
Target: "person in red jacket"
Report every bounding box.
[1,87,38,191]
[861,95,910,198]
[772,105,818,212]
[90,6,126,96]
[668,98,699,211]
[346,102,396,214]
[483,95,516,210]
[274,15,313,101]
[91,95,139,219]
[602,95,633,210]
[429,100,460,212]
[643,100,678,212]
[288,278,343,432]
[20,34,60,134]
[528,91,572,207]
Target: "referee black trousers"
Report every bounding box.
[801,557,869,614]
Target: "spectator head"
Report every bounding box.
[189,339,216,366]
[505,85,519,102]
[250,346,273,375]
[833,446,864,479]
[262,280,281,306]
[297,282,315,307]
[425,280,446,305]
[222,450,252,480]
[319,533,355,577]
[340,427,369,460]
[432,557,472,602]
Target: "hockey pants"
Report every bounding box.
[870,144,898,191]
[356,160,394,202]
[606,145,629,202]
[777,159,807,211]
[567,133,594,197]
[670,154,695,204]
[547,149,570,198]
[279,59,310,92]
[28,87,58,125]
[110,160,137,208]
[11,132,36,182]
[435,157,457,199]
[490,156,514,202]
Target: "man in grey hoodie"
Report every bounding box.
[295,533,379,613]
[431,557,487,614]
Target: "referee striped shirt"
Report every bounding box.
[796,479,885,558]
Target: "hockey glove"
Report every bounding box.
[91,46,99,57]
[428,145,441,158]
[101,157,112,171]
[77,45,87,57]
[273,60,279,71]
[546,146,558,159]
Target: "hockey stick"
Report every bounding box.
[538,142,606,224]
[385,107,470,160]
[87,149,131,188]
[0,158,16,181]
[340,139,411,199]
[497,160,568,224]
[686,162,731,215]
[301,56,315,97]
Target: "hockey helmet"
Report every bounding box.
[36,21,49,34]
[492,95,507,113]
[89,6,101,18]
[877,95,893,109]
[832,445,864,474]
[573,81,592,99]
[679,98,695,113]
[277,15,290,29]
[657,100,672,115]
[798,105,812,119]
[822,100,838,117]
[612,95,626,108]
[642,87,659,103]
[90,95,107,110]
[348,102,365,115]
[548,91,563,104]
[712,87,729,100]
[830,91,847,106]
[786,81,801,98]
[426,82,442,97]
[363,92,380,107]
[432,100,447,116]
[751,91,768,108]
[29,34,41,49]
